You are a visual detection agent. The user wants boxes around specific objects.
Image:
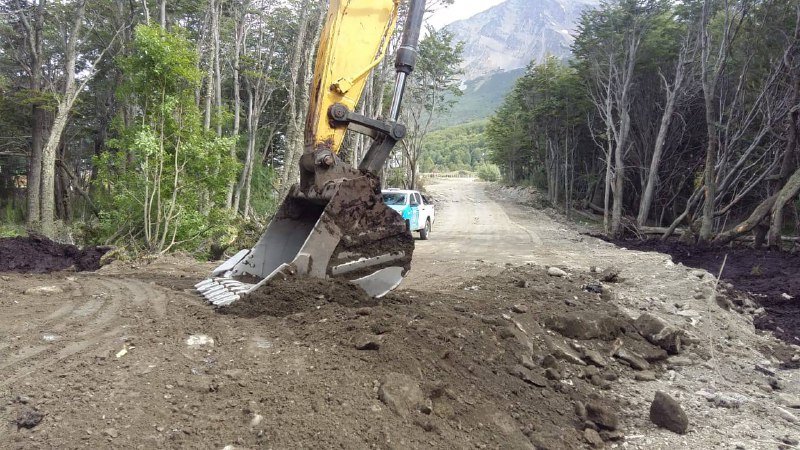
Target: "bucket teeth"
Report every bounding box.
[196,277,252,306]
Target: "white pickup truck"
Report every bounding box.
[381,189,435,239]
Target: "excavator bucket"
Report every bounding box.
[196,0,426,305]
[196,176,413,306]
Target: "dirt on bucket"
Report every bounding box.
[221,276,378,318]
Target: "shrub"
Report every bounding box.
[477,163,501,182]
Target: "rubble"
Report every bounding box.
[650,391,689,434]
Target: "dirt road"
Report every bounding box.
[1,178,798,449]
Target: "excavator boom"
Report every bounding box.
[197,0,427,306]
[306,0,398,154]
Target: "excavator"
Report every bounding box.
[196,0,427,306]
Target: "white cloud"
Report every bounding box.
[426,0,507,29]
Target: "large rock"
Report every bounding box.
[544,313,628,341]
[634,313,683,354]
[509,365,547,387]
[582,349,608,367]
[547,267,568,277]
[584,428,604,447]
[186,334,215,348]
[378,372,426,418]
[778,394,800,409]
[15,409,44,429]
[599,267,621,283]
[614,348,650,371]
[650,391,689,434]
[23,285,64,296]
[586,402,619,430]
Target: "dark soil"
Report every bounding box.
[0,236,111,273]
[222,276,377,317]
[611,239,800,345]
[217,266,670,449]
[1,262,674,449]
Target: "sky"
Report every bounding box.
[426,0,507,29]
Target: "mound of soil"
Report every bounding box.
[614,239,800,345]
[0,236,110,273]
[210,267,677,449]
[223,276,378,317]
[0,261,692,449]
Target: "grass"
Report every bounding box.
[0,223,27,238]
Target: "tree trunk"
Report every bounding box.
[610,124,626,237]
[28,102,44,227]
[159,0,166,28]
[280,0,324,200]
[55,141,72,222]
[226,5,246,209]
[768,165,800,248]
[603,140,612,233]
[40,1,86,237]
[233,93,255,214]
[699,91,718,243]
[279,0,315,198]
[20,0,46,227]
[212,0,222,137]
[767,66,800,247]
[203,68,213,131]
[637,56,686,226]
[697,0,742,243]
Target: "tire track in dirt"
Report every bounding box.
[0,277,167,388]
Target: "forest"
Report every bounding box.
[487,0,800,246]
[0,0,461,254]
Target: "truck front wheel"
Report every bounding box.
[420,218,431,240]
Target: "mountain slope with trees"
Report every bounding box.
[423,0,601,130]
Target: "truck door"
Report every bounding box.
[409,193,421,230]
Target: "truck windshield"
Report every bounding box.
[382,193,408,206]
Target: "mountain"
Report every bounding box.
[435,68,526,128]
[445,0,598,81]
[431,0,598,129]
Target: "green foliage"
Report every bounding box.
[399,27,464,188]
[94,25,237,254]
[0,223,26,238]
[248,164,279,218]
[117,25,201,102]
[3,200,23,223]
[421,120,488,172]
[486,57,590,187]
[385,168,407,189]
[415,27,464,109]
[476,163,501,182]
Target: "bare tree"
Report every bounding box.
[13,0,45,227]
[637,38,695,226]
[697,0,749,242]
[400,27,462,190]
[232,0,283,216]
[278,0,323,200]
[585,0,650,236]
[767,6,800,247]
[225,0,249,209]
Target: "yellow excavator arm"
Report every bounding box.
[198,0,427,305]
[305,0,399,154]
